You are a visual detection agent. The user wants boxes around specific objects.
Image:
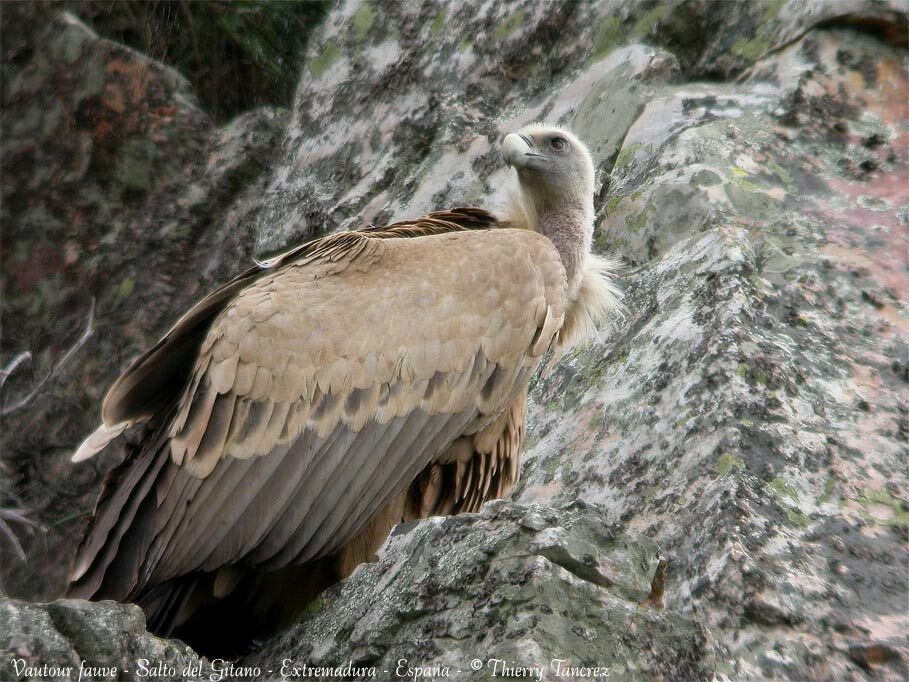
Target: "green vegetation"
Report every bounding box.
[625,203,654,233]
[760,0,785,23]
[614,143,644,170]
[767,160,795,192]
[605,195,624,214]
[731,35,773,62]
[303,596,324,613]
[114,277,135,304]
[818,477,836,503]
[632,4,668,38]
[55,0,329,122]
[860,488,909,527]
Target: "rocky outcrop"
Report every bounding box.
[2,0,906,680]
[516,24,909,682]
[240,501,714,681]
[0,599,205,682]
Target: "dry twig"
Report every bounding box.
[1,299,95,416]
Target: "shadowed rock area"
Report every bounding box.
[2,0,906,680]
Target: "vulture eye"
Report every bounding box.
[549,136,568,152]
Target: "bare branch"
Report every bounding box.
[0,507,40,563]
[1,299,96,416]
[0,352,32,390]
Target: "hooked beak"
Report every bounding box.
[503,133,547,169]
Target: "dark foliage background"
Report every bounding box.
[2,0,329,122]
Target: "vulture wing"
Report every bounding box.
[68,209,568,612]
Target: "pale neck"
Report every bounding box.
[537,205,592,294]
[503,182,593,294]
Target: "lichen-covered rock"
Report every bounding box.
[0,598,205,681]
[2,0,906,680]
[516,25,908,681]
[239,501,715,681]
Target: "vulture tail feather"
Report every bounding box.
[67,425,171,600]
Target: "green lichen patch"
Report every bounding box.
[818,477,837,503]
[731,35,773,63]
[624,203,655,234]
[732,176,759,191]
[588,17,623,64]
[605,195,624,214]
[767,160,795,192]
[760,0,785,23]
[494,9,526,39]
[430,8,447,36]
[715,453,746,477]
[114,276,135,304]
[303,596,324,613]
[859,488,909,527]
[308,41,342,77]
[614,142,644,170]
[767,477,798,503]
[787,510,811,527]
[350,3,376,41]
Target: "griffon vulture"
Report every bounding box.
[67,125,622,654]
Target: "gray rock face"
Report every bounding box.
[2,0,906,680]
[239,501,715,681]
[518,26,909,682]
[0,599,204,681]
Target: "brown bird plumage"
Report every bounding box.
[67,125,621,655]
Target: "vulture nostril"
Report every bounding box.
[519,133,534,148]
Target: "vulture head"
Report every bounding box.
[502,124,595,212]
[502,124,621,355]
[501,124,598,297]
